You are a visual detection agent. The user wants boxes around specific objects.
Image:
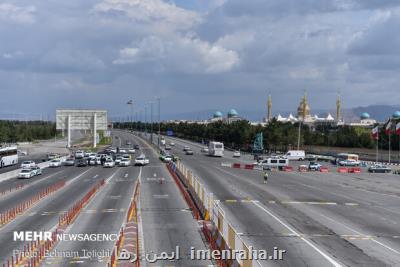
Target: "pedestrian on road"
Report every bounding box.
[263,170,269,184]
[87,157,90,166]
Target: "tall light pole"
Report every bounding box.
[144,105,148,133]
[150,101,154,144]
[158,97,161,148]
[126,99,133,131]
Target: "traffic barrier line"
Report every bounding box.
[58,179,105,227]
[0,181,65,227]
[109,179,140,267]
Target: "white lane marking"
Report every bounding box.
[137,167,146,267]
[253,201,343,267]
[315,211,400,255]
[93,174,99,179]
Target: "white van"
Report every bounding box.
[260,157,289,169]
[285,150,305,160]
[208,142,224,157]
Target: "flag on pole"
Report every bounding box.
[385,121,392,135]
[371,126,379,140]
[127,100,133,105]
[396,122,400,135]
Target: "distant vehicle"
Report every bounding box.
[128,148,136,154]
[169,142,175,146]
[47,153,59,160]
[115,156,123,165]
[17,150,27,156]
[335,153,359,165]
[119,158,131,167]
[109,147,117,153]
[134,145,140,150]
[308,162,321,171]
[201,147,209,153]
[208,142,224,157]
[122,154,131,160]
[31,166,42,176]
[84,151,90,157]
[18,168,35,179]
[0,145,18,168]
[338,159,360,167]
[64,157,75,166]
[21,160,36,169]
[183,146,190,151]
[89,153,97,160]
[233,151,241,158]
[104,158,115,168]
[185,149,194,155]
[135,155,149,166]
[285,150,305,160]
[119,149,127,153]
[161,155,173,162]
[260,157,289,169]
[49,159,62,168]
[75,151,84,159]
[76,159,88,167]
[368,164,391,173]
[165,145,172,150]
[126,141,132,145]
[305,154,317,161]
[161,139,166,146]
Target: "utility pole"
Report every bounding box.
[157,97,161,148]
[145,105,148,133]
[150,101,154,144]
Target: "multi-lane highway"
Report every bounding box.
[0,130,211,267]
[148,133,400,266]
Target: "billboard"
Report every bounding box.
[56,109,108,131]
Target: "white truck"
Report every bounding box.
[285,150,305,160]
[208,141,224,157]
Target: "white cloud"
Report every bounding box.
[113,34,239,73]
[94,0,201,31]
[0,3,36,24]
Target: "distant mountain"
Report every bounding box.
[163,105,400,123]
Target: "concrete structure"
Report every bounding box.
[348,112,377,127]
[56,109,108,148]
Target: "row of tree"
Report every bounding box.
[115,119,400,152]
[0,121,57,143]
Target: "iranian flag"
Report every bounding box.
[371,126,379,140]
[396,122,400,135]
[385,121,392,135]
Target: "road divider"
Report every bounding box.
[58,179,105,227]
[337,167,362,173]
[0,183,24,197]
[0,181,65,227]
[168,160,262,267]
[109,178,141,267]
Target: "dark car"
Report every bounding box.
[368,164,391,173]
[134,145,140,149]
[76,159,88,167]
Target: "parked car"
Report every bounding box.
[119,158,131,167]
[31,166,42,176]
[134,145,140,149]
[308,162,322,171]
[233,151,241,157]
[201,147,209,153]
[368,164,391,173]
[104,158,115,168]
[128,148,136,154]
[76,159,88,167]
[135,155,149,166]
[18,168,35,179]
[49,159,62,168]
[64,157,75,166]
[185,149,194,155]
[115,156,123,165]
[75,150,84,159]
[20,160,36,169]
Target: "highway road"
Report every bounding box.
[146,133,400,267]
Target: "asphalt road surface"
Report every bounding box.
[147,133,400,267]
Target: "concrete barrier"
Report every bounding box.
[337,167,347,173]
[232,163,241,169]
[320,166,329,172]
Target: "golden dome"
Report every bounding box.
[297,93,311,118]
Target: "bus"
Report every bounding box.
[335,153,359,164]
[208,141,224,157]
[0,145,18,168]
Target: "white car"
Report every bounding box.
[183,146,190,151]
[31,166,42,176]
[135,155,149,166]
[201,147,209,153]
[89,153,97,160]
[119,149,127,153]
[75,151,84,159]
[104,158,115,168]
[115,157,123,165]
[339,159,360,166]
[119,158,131,167]
[20,161,36,168]
[233,151,241,157]
[163,155,173,162]
[128,148,136,154]
[18,168,35,179]
[169,142,175,146]
[49,159,62,167]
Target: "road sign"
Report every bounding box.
[167,130,174,136]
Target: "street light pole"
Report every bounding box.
[150,101,154,144]
[157,97,161,148]
[126,99,133,131]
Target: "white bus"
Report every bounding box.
[208,141,224,157]
[0,145,18,168]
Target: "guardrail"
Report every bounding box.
[169,160,262,267]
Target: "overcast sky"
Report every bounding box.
[1,0,400,120]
